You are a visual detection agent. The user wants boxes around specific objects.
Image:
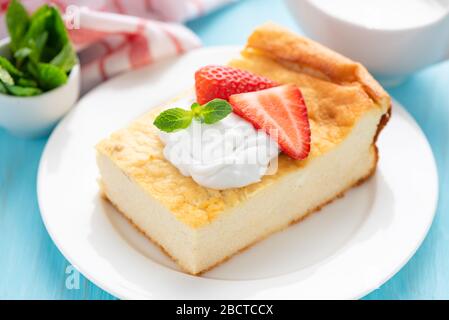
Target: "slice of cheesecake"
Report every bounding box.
[96,23,391,275]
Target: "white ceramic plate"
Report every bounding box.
[38,47,438,300]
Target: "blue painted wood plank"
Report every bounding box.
[0,131,115,299]
[0,0,447,299]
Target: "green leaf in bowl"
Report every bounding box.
[0,81,7,94]
[3,1,77,96]
[21,6,52,62]
[6,85,42,96]
[36,63,67,91]
[50,43,78,73]
[0,66,14,86]
[28,31,49,64]
[50,6,70,45]
[13,47,32,66]
[26,61,39,79]
[41,7,69,63]
[6,0,30,53]
[0,56,24,77]
[17,78,38,88]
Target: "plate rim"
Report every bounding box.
[37,46,439,300]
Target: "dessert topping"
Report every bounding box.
[195,65,277,104]
[154,99,232,133]
[157,96,279,190]
[229,84,311,160]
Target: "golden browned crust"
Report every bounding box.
[246,23,391,113]
[374,107,392,144]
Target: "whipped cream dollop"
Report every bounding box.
[158,96,279,189]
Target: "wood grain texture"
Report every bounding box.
[0,0,447,299]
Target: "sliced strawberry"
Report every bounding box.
[195,65,277,105]
[229,84,311,160]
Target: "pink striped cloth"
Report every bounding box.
[0,0,236,93]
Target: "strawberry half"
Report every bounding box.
[195,65,277,105]
[229,84,311,160]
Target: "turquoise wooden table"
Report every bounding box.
[1,0,448,300]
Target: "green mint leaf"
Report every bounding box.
[41,7,69,62]
[50,43,78,73]
[0,81,7,94]
[50,6,70,45]
[0,56,23,77]
[26,61,38,79]
[3,2,74,95]
[21,6,51,62]
[14,46,32,66]
[6,0,30,53]
[29,31,49,63]
[200,99,233,124]
[23,5,52,43]
[36,63,67,91]
[0,66,15,86]
[11,8,50,67]
[191,102,202,119]
[154,100,233,133]
[17,77,38,87]
[153,108,193,133]
[6,84,42,96]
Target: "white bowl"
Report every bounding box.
[284,0,449,85]
[0,38,80,138]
